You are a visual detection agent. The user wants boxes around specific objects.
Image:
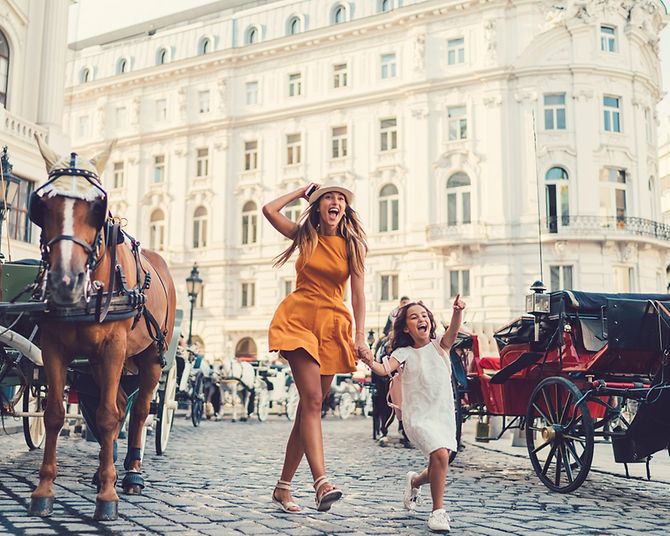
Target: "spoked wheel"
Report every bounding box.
[286,383,299,421]
[255,385,270,422]
[337,392,355,420]
[191,372,205,427]
[449,374,463,464]
[22,384,46,450]
[526,376,594,493]
[155,364,177,455]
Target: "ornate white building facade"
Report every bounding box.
[64,0,669,360]
[0,0,70,262]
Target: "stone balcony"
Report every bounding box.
[0,108,47,145]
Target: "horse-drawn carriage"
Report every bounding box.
[0,139,181,520]
[451,283,670,492]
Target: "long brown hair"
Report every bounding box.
[391,302,437,351]
[273,202,368,275]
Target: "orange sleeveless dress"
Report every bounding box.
[269,235,357,375]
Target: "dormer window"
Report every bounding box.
[198,37,211,55]
[116,58,129,75]
[156,48,168,65]
[288,17,301,35]
[246,26,259,45]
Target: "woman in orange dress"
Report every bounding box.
[263,183,368,513]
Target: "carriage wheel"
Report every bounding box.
[191,372,205,427]
[22,384,46,450]
[449,374,463,464]
[337,392,355,420]
[286,383,299,421]
[155,364,177,455]
[526,376,594,493]
[255,386,270,422]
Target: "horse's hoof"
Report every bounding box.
[29,496,54,517]
[121,472,145,495]
[93,499,118,521]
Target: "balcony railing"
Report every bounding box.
[0,108,47,144]
[546,215,670,241]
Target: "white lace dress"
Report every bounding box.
[392,340,457,455]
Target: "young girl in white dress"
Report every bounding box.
[360,296,465,533]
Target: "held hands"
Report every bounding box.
[453,294,466,312]
[357,347,374,368]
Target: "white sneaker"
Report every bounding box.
[402,471,421,510]
[427,509,451,532]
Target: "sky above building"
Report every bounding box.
[67,0,670,127]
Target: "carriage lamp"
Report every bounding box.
[186,263,203,346]
[0,146,21,259]
[526,280,549,342]
[367,329,375,349]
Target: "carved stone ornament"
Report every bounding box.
[413,33,426,72]
[483,20,497,61]
[621,241,637,262]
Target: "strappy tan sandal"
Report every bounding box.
[313,475,343,512]
[272,480,302,514]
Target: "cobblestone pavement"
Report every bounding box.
[1,414,669,535]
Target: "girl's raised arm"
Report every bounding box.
[262,184,315,239]
[440,294,466,351]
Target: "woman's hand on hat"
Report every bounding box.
[302,182,321,200]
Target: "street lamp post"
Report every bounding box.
[185,263,203,346]
[367,329,376,350]
[0,146,21,260]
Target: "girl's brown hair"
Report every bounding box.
[391,301,437,351]
[273,201,368,275]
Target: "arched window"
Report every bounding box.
[446,172,471,226]
[235,337,257,360]
[198,37,211,55]
[0,29,8,108]
[79,67,91,84]
[156,48,168,65]
[379,183,399,232]
[332,4,347,24]
[380,0,392,12]
[246,26,259,45]
[149,209,166,250]
[116,57,129,75]
[241,201,258,244]
[193,206,208,249]
[545,166,569,233]
[287,16,301,35]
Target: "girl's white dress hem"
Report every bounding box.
[392,339,457,456]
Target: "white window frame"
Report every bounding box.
[288,72,302,97]
[149,209,166,251]
[196,148,209,177]
[380,117,398,152]
[241,282,256,308]
[379,184,399,233]
[549,265,573,291]
[446,172,472,226]
[449,269,470,297]
[447,38,465,65]
[153,154,165,184]
[603,95,621,133]
[282,278,296,298]
[600,25,617,53]
[599,167,627,224]
[544,93,566,130]
[286,133,302,166]
[331,126,348,159]
[545,167,569,233]
[283,199,303,223]
[380,274,399,302]
[447,106,467,141]
[380,53,397,80]
[333,63,348,88]
[246,81,258,105]
[192,206,208,249]
[112,161,125,189]
[613,266,635,293]
[244,140,258,171]
[241,202,258,245]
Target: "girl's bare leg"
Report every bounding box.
[427,448,450,510]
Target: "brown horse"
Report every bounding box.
[28,135,177,521]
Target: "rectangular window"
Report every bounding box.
[244,141,258,171]
[241,282,256,308]
[380,118,398,152]
[447,106,467,141]
[196,148,209,177]
[288,73,302,97]
[380,274,399,302]
[7,176,34,243]
[153,154,165,183]
[447,38,465,65]
[333,63,348,88]
[155,99,167,121]
[198,90,210,113]
[603,95,621,132]
[282,278,295,298]
[544,93,566,130]
[115,106,127,128]
[286,134,302,165]
[599,167,627,224]
[600,25,617,53]
[449,269,470,297]
[283,202,302,223]
[78,115,89,137]
[112,161,124,189]
[613,266,634,293]
[241,212,258,244]
[245,81,258,105]
[380,53,397,79]
[331,126,348,159]
[550,265,573,291]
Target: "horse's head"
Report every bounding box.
[31,135,114,305]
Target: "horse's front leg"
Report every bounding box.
[90,341,126,521]
[30,344,69,517]
[123,353,161,495]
